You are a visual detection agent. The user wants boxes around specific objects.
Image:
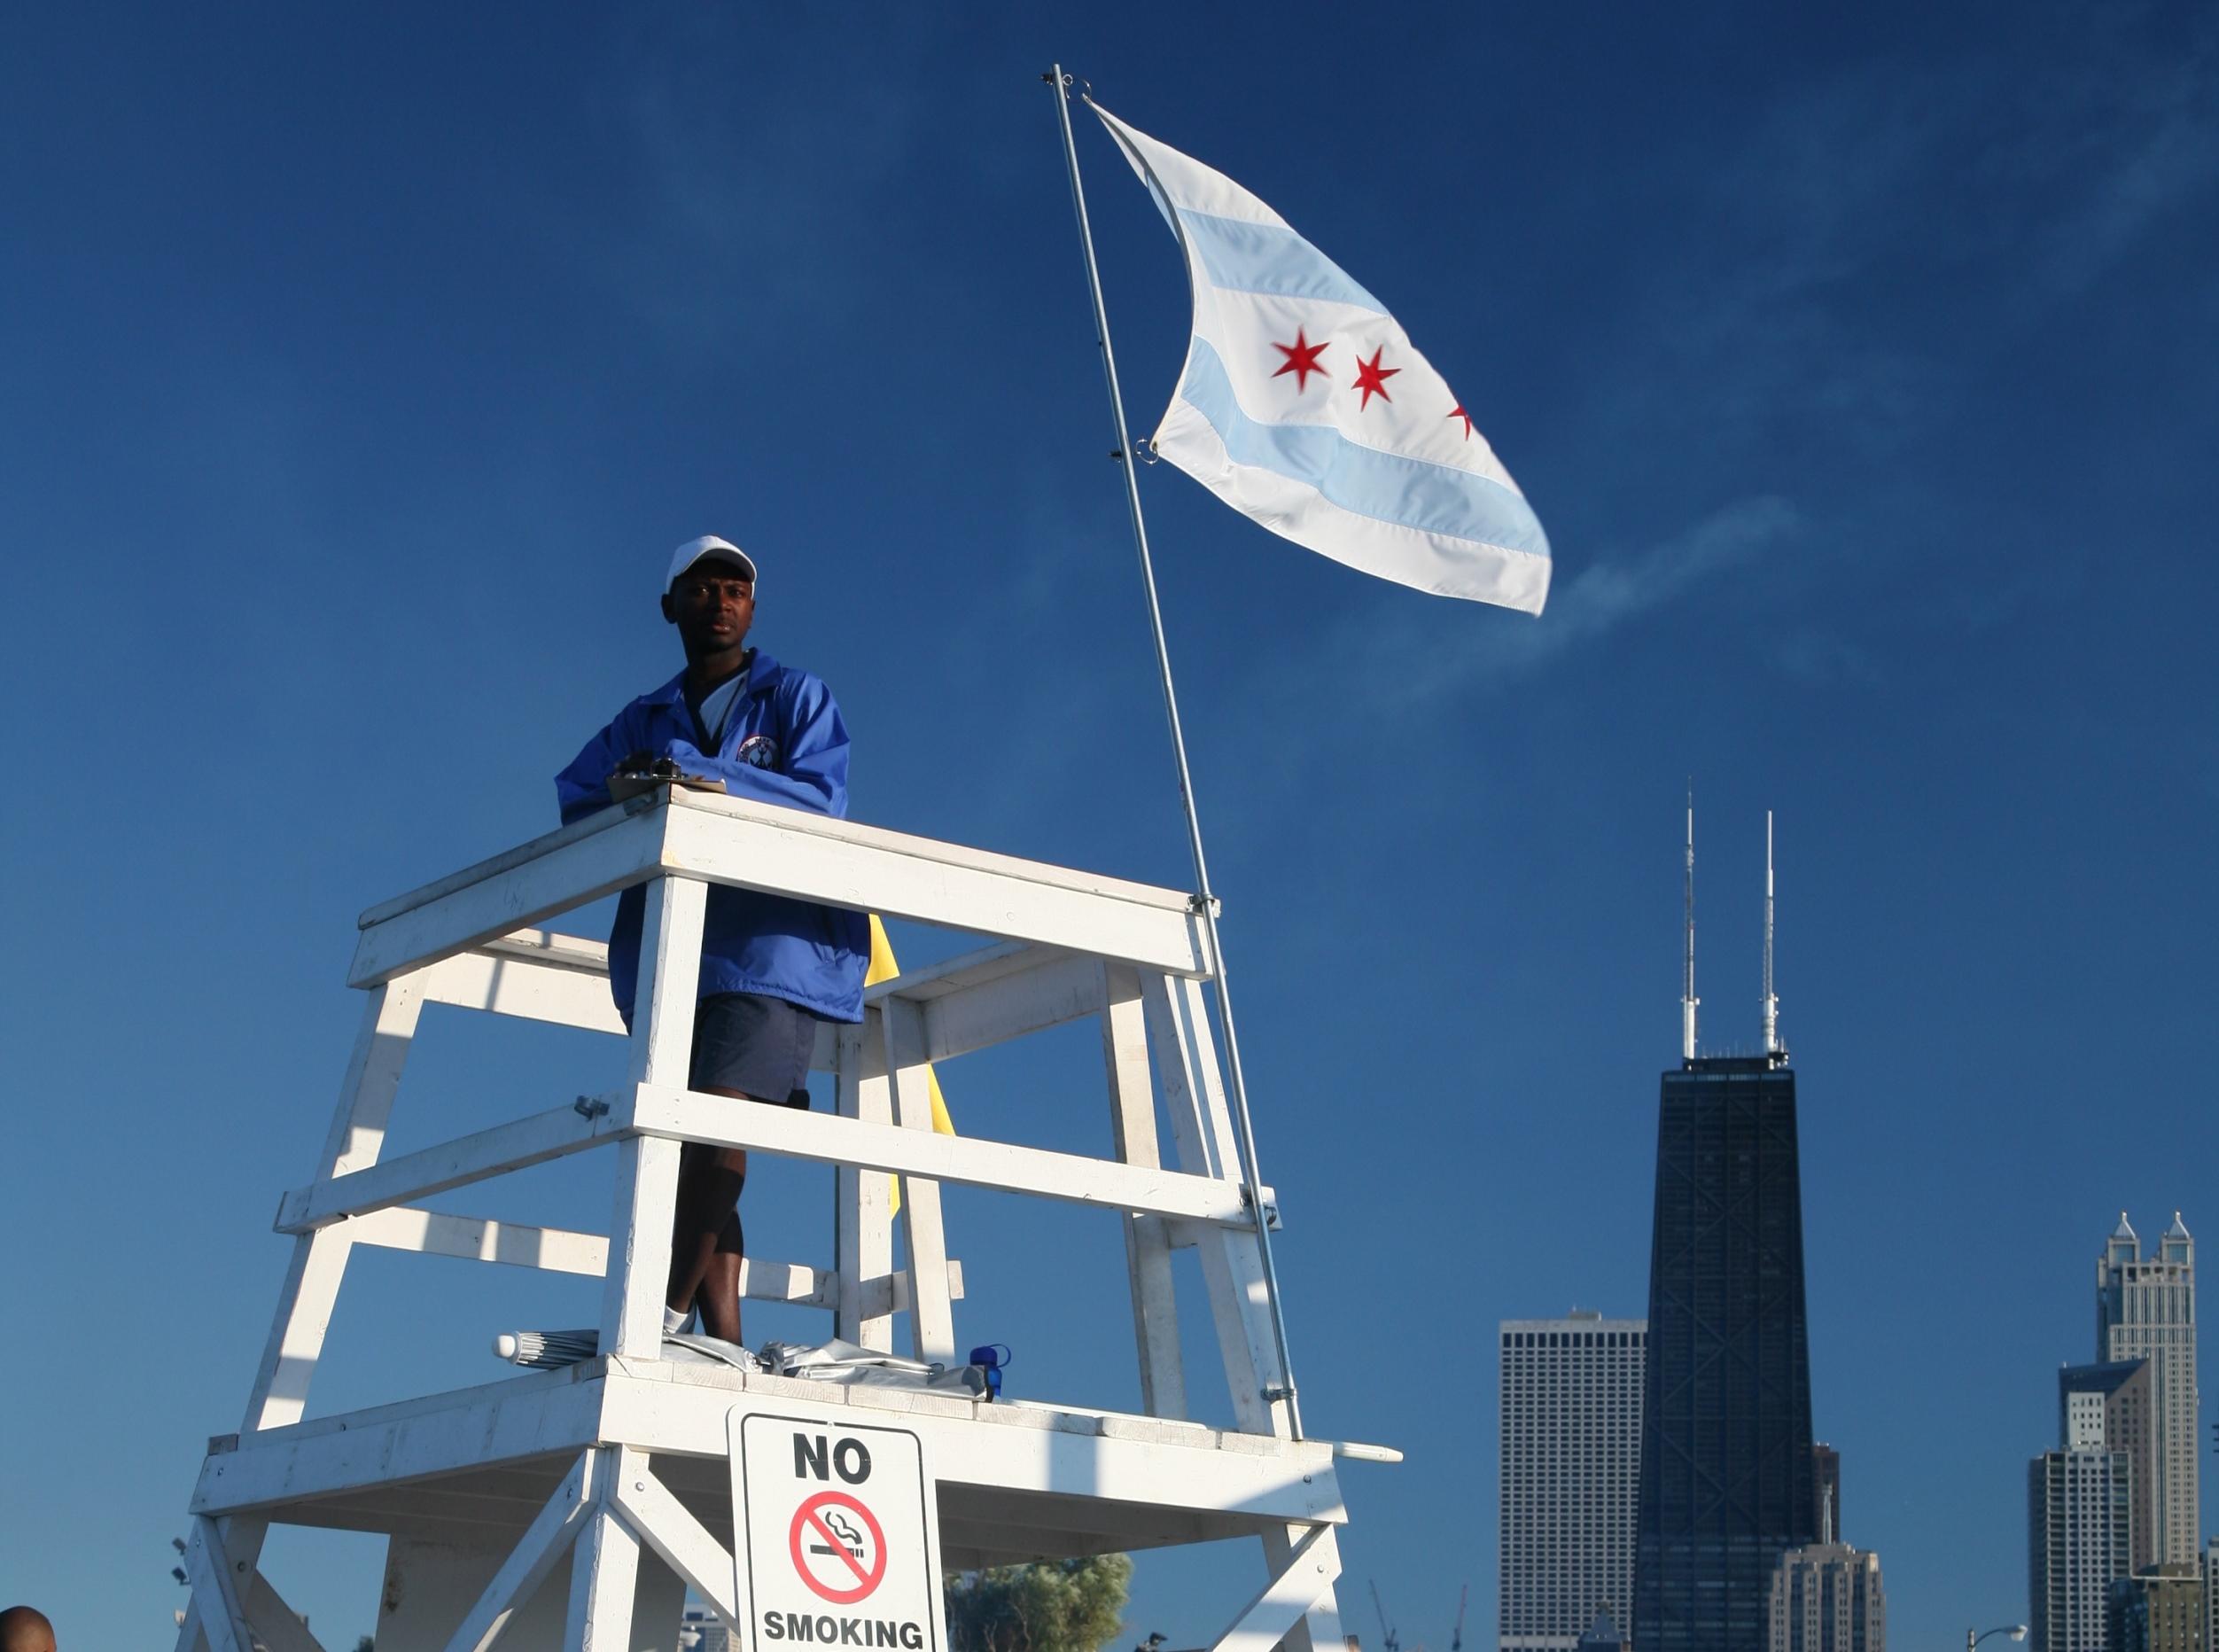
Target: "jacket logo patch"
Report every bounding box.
[736,733,782,770]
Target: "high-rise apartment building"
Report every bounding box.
[2060,1360,2154,1574]
[1499,1313,1647,1652]
[2030,1447,2134,1652]
[1765,1543,1886,1652]
[2098,1214,2199,1567]
[2109,1563,2204,1652]
[1633,1056,1818,1652]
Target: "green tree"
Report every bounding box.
[945,1555,1133,1652]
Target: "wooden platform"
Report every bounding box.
[191,1360,1347,1570]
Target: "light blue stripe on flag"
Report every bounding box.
[1175,210,1385,313]
[1176,339,1551,557]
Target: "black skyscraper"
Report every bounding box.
[1632,1055,1818,1652]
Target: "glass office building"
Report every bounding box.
[1634,1056,1818,1652]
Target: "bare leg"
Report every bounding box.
[697,1210,746,1344]
[666,1089,752,1339]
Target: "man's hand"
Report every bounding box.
[605,750,726,801]
[610,752,683,783]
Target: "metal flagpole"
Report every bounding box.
[1044,65,1306,1442]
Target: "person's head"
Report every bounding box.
[0,1605,57,1652]
[660,534,759,665]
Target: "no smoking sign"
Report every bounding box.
[730,1409,946,1652]
[790,1491,885,1603]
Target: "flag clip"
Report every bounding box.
[1240,1186,1281,1230]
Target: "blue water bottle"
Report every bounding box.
[969,1344,1010,1402]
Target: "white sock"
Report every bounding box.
[663,1305,688,1335]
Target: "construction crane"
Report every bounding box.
[1450,1586,1468,1652]
[1369,1581,1400,1652]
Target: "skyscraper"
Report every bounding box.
[1499,1313,1647,1652]
[1765,1543,1886,1652]
[1633,1056,1818,1652]
[2059,1360,2154,1574]
[2098,1213,2200,1567]
[2029,1446,2134,1652]
[1635,810,1819,1652]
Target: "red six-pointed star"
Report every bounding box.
[1271,328,1330,393]
[1448,404,1475,439]
[1351,347,1400,409]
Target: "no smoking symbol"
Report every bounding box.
[790,1490,887,1604]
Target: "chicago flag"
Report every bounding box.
[1092,101,1551,613]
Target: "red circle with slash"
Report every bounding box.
[789,1490,888,1603]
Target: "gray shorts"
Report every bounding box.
[689,992,817,1107]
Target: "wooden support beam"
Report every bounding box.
[611,1467,742,1626]
[245,978,425,1431]
[438,1451,596,1652]
[632,1083,1268,1227]
[475,927,611,974]
[175,1519,269,1652]
[819,944,1109,1082]
[351,806,667,987]
[915,950,1110,1069]
[421,950,626,1035]
[863,939,1052,1001]
[243,1570,329,1652]
[884,996,956,1363]
[1262,1523,1347,1652]
[274,1099,627,1234]
[346,1209,610,1275]
[1210,1525,1340,1652]
[338,1206,963,1313]
[660,793,1213,977]
[835,1014,896,1352]
[1144,976,1290,1440]
[565,1449,645,1652]
[185,1517,255,1652]
[353,789,1211,989]
[1103,963,1186,1420]
[601,877,703,1360]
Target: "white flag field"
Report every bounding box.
[1092,101,1551,614]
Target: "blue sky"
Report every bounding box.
[4,1,2216,1647]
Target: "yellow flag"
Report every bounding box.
[867,915,954,1212]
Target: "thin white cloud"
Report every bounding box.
[1364,493,1802,709]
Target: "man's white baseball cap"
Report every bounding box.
[666,534,758,593]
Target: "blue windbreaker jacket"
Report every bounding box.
[555,650,869,1024]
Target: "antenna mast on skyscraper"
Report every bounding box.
[1762,809,1782,1061]
[1683,789,1698,1064]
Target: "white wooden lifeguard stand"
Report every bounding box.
[176,785,1382,1652]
